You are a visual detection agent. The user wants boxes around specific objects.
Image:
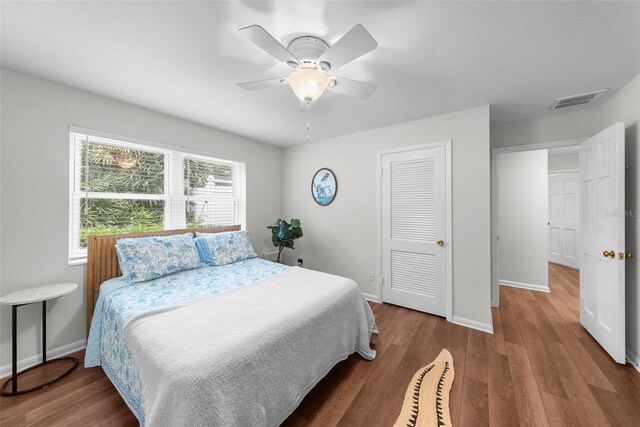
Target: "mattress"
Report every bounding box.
[85,257,289,422]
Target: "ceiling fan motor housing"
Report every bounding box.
[287,36,330,68]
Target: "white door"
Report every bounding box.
[380,143,450,317]
[549,173,579,268]
[579,122,626,364]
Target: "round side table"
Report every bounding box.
[0,283,79,396]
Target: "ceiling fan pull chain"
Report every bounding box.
[306,101,311,143]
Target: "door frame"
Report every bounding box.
[491,138,583,307]
[376,140,453,321]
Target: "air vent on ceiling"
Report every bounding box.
[549,89,607,111]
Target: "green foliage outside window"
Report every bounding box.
[80,199,165,247]
[79,144,235,246]
[81,144,165,193]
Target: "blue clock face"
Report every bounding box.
[312,168,337,206]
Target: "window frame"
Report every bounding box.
[68,128,246,265]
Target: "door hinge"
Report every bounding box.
[380,276,384,286]
[380,166,384,175]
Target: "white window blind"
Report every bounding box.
[69,131,246,263]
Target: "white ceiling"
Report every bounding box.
[2,1,639,147]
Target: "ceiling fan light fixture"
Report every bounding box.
[286,65,331,102]
[237,24,378,101]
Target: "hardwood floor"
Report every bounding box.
[1,263,639,426]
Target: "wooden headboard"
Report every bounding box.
[86,225,241,336]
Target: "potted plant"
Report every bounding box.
[267,219,303,263]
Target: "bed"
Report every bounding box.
[84,226,377,426]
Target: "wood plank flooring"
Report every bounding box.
[1,263,639,426]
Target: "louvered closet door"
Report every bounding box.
[381,146,446,316]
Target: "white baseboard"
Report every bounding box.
[627,347,640,373]
[362,292,380,303]
[451,315,494,334]
[500,279,550,293]
[0,339,86,378]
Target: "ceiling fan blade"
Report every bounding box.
[317,24,377,71]
[237,77,287,91]
[328,76,377,100]
[238,25,300,67]
[299,99,318,113]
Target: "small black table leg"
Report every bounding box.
[1,301,77,396]
[0,300,78,396]
[11,305,17,395]
[42,301,47,363]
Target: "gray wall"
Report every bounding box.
[498,150,549,290]
[599,74,640,364]
[491,108,600,148]
[282,105,493,330]
[0,70,283,368]
[548,153,579,172]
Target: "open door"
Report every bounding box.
[579,122,626,363]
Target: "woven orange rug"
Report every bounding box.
[394,349,455,427]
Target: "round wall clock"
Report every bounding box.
[311,168,337,206]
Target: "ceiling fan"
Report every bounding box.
[237,24,378,104]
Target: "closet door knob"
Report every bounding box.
[437,240,444,246]
[602,250,615,259]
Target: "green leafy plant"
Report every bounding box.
[267,218,303,263]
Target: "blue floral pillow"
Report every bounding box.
[115,244,130,278]
[116,233,201,283]
[195,230,257,266]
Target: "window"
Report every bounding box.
[69,131,246,263]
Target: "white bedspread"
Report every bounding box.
[122,267,377,426]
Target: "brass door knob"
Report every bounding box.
[437,240,444,246]
[603,250,615,259]
[626,252,634,259]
